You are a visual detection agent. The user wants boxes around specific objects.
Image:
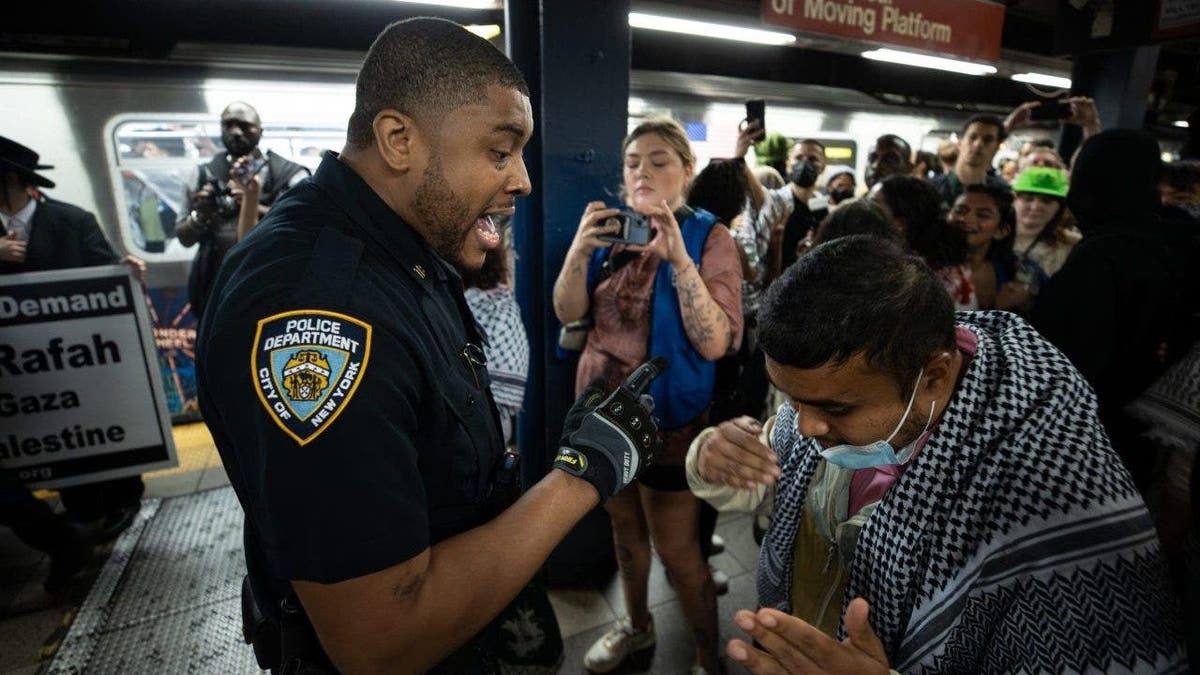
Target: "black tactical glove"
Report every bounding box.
[553,357,667,503]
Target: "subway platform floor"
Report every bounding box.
[1,425,760,674]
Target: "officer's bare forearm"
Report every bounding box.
[553,250,591,323]
[673,262,731,360]
[295,470,597,675]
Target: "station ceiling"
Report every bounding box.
[1,0,1195,122]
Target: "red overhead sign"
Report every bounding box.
[1154,0,1200,40]
[762,0,1005,62]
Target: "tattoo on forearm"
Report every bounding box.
[676,270,728,353]
[392,572,426,601]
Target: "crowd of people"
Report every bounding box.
[4,15,1200,674]
[545,98,1200,672]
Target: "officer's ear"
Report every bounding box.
[372,109,420,173]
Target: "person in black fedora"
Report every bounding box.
[0,136,145,278]
[0,136,145,579]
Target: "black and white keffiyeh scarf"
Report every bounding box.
[464,286,529,441]
[757,311,1185,673]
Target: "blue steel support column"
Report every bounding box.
[506,0,630,584]
[1062,45,1160,160]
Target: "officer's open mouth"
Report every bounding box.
[474,214,502,250]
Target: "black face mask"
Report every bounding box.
[829,187,855,204]
[788,159,819,188]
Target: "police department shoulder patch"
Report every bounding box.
[252,310,372,445]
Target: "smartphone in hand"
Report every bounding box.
[597,211,653,246]
[235,157,267,185]
[1029,101,1072,122]
[745,99,766,142]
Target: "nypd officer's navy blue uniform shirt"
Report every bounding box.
[196,152,505,664]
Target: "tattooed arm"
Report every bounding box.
[553,201,621,323]
[673,259,733,361]
[553,250,593,323]
[637,203,742,361]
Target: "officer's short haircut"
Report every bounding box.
[347,17,530,149]
[962,114,1007,142]
[758,235,955,394]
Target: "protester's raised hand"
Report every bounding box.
[727,600,890,674]
[698,416,780,489]
[1004,101,1041,133]
[735,121,763,159]
[1066,96,1101,137]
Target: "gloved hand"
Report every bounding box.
[554,357,667,502]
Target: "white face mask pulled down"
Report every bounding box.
[817,368,935,470]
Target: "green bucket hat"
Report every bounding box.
[1012,167,1068,198]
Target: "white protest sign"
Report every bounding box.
[0,265,178,488]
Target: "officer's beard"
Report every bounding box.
[412,151,473,265]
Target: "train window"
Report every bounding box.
[106,116,342,261]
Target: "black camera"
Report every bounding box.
[597,211,653,246]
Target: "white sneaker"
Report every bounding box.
[710,533,726,555]
[711,566,729,596]
[583,616,656,673]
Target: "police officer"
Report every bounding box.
[196,18,662,674]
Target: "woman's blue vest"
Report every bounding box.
[587,207,718,430]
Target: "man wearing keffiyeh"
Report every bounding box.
[686,235,1186,673]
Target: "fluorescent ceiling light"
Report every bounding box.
[390,0,497,8]
[1174,120,1190,128]
[862,48,996,76]
[465,24,501,40]
[1011,72,1072,89]
[629,12,796,46]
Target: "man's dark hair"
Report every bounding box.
[1029,137,1056,151]
[798,138,826,154]
[962,183,1017,277]
[814,200,903,246]
[346,17,529,149]
[758,235,956,392]
[962,114,1007,142]
[688,159,748,225]
[879,134,912,159]
[877,175,966,268]
[914,150,942,177]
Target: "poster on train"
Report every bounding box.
[0,265,179,489]
[145,285,200,422]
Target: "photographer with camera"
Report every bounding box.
[553,117,743,675]
[176,102,308,319]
